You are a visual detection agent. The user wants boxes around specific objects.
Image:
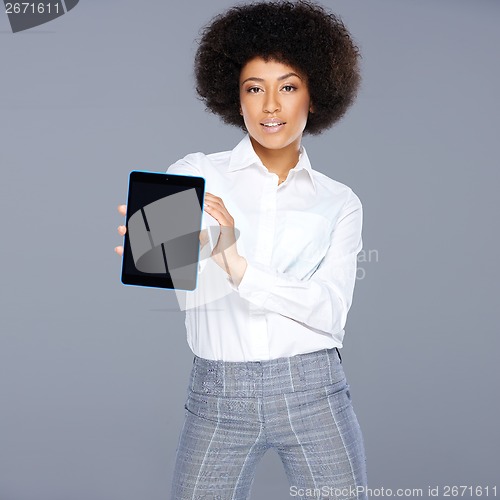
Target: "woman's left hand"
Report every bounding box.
[203,192,247,286]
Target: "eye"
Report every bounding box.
[282,85,296,92]
[246,87,263,93]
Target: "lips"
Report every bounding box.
[261,118,286,127]
[260,118,286,133]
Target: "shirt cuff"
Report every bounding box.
[231,261,278,307]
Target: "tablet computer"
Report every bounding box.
[120,170,205,291]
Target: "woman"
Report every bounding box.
[116,2,367,498]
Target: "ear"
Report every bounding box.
[239,107,243,116]
[309,102,315,114]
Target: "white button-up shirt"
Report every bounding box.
[167,134,363,362]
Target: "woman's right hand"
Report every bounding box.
[114,204,208,257]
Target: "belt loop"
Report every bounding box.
[191,356,198,392]
[335,347,342,364]
[297,355,306,383]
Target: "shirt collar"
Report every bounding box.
[227,134,317,193]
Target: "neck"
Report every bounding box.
[249,136,301,179]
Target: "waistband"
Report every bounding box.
[189,347,344,397]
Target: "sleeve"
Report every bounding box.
[167,157,231,312]
[232,189,363,335]
[167,158,218,274]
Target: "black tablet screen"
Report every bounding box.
[121,171,205,290]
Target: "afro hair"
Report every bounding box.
[194,1,361,135]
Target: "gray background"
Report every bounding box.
[1,0,498,499]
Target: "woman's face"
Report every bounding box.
[239,57,313,157]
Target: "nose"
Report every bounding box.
[263,91,280,114]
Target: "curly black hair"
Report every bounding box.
[194,0,361,135]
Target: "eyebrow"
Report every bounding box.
[240,72,302,86]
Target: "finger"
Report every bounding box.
[204,197,230,217]
[114,246,124,256]
[204,204,232,226]
[118,204,127,216]
[204,193,224,208]
[117,225,127,236]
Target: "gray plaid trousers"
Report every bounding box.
[170,347,368,500]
